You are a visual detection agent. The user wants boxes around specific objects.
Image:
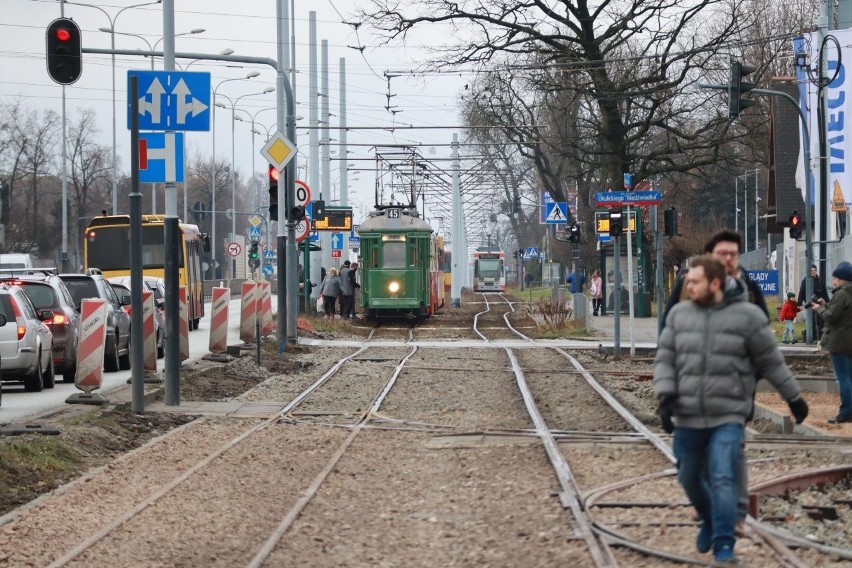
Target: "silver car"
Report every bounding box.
[0,284,55,392]
[108,279,165,359]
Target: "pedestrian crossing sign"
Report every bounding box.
[544,202,568,224]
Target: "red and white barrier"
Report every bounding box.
[142,290,157,371]
[178,285,189,361]
[208,287,230,353]
[240,281,259,342]
[261,280,274,335]
[75,299,108,392]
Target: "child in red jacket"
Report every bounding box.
[780,292,800,344]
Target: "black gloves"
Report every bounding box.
[788,397,809,424]
[658,395,677,434]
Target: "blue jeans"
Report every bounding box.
[830,353,852,416]
[674,423,744,554]
[782,320,795,342]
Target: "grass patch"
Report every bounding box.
[0,437,78,475]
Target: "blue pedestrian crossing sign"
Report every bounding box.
[248,226,261,239]
[127,70,211,131]
[524,247,540,259]
[264,249,274,259]
[544,202,568,224]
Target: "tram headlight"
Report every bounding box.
[388,280,401,294]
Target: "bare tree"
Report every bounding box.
[67,109,111,254]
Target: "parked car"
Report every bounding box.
[0,270,81,382]
[59,270,131,372]
[0,284,55,392]
[108,280,165,358]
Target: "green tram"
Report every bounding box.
[356,206,445,320]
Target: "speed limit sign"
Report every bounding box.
[294,180,311,207]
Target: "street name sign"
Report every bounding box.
[594,190,662,206]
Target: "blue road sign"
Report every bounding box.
[594,190,662,206]
[138,132,184,183]
[264,249,274,259]
[623,173,633,190]
[331,232,344,249]
[309,230,319,242]
[598,234,612,243]
[248,226,261,239]
[350,224,360,242]
[127,70,211,131]
[544,202,568,224]
[263,264,274,275]
[539,189,555,224]
[746,270,780,295]
[524,247,540,259]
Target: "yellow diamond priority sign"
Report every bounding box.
[260,130,297,170]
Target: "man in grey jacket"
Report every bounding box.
[654,255,808,564]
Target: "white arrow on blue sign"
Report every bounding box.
[138,132,184,183]
[331,232,344,249]
[127,70,211,131]
[263,265,274,275]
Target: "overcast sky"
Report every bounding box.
[3,0,471,224]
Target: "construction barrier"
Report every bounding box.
[74,299,108,392]
[240,281,259,343]
[261,280,274,335]
[141,290,157,371]
[208,287,230,353]
[178,285,189,361]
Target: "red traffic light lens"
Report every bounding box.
[268,166,279,181]
[55,28,72,42]
[791,216,800,226]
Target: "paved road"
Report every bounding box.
[0,297,252,423]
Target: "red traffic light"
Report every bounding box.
[790,214,800,226]
[55,28,72,42]
[268,165,279,182]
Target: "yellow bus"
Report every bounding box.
[83,214,209,329]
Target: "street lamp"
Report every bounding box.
[65,0,162,216]
[217,87,276,278]
[97,27,206,215]
[209,72,261,279]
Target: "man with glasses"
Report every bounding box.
[662,229,769,531]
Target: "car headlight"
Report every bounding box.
[388,281,400,294]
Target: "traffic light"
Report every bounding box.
[290,204,306,221]
[248,241,260,269]
[313,199,326,221]
[664,207,678,237]
[568,223,581,243]
[789,210,802,239]
[512,251,518,259]
[729,59,756,119]
[268,164,279,221]
[46,18,82,85]
[608,208,623,236]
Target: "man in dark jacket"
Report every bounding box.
[339,261,354,319]
[812,261,852,423]
[346,262,361,318]
[799,264,829,342]
[654,255,808,563]
[662,230,768,528]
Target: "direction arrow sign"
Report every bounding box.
[331,232,344,249]
[260,130,297,170]
[138,132,184,183]
[263,265,274,275]
[594,190,662,206]
[544,202,568,224]
[127,70,211,131]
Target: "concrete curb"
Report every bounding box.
[753,402,829,437]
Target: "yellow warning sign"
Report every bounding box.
[832,180,848,212]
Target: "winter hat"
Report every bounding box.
[787,292,796,300]
[832,261,852,282]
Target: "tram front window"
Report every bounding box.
[477,259,502,278]
[383,242,406,268]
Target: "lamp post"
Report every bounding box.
[216,88,276,278]
[97,27,205,215]
[209,73,261,279]
[69,0,162,215]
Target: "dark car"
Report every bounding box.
[0,270,81,382]
[59,269,131,372]
[0,284,54,392]
[108,280,165,359]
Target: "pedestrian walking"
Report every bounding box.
[589,269,603,316]
[339,261,354,319]
[811,261,852,423]
[654,254,808,564]
[317,267,341,318]
[347,262,361,318]
[663,230,768,529]
[798,264,829,342]
[567,269,586,293]
[780,292,800,344]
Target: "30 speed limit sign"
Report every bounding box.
[294,180,311,207]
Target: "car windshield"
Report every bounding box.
[110,284,131,304]
[19,283,58,309]
[62,279,99,307]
